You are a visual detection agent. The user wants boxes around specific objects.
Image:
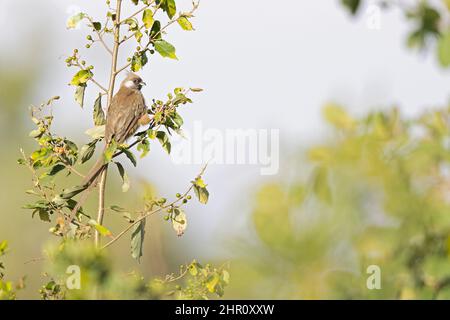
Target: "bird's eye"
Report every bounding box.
[134,79,139,83]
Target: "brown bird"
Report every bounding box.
[69,72,148,220]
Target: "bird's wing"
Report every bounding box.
[106,89,146,144]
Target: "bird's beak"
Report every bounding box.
[141,81,147,86]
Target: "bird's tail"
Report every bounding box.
[82,154,107,187]
[66,147,109,226]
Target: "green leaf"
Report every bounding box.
[438,31,450,68]
[48,164,66,176]
[150,20,161,40]
[147,129,157,139]
[104,140,118,163]
[154,40,178,60]
[131,51,148,72]
[171,112,184,129]
[131,219,146,262]
[194,177,207,188]
[135,29,143,43]
[193,185,209,204]
[137,139,150,158]
[93,93,106,126]
[0,240,8,256]
[38,209,51,222]
[156,131,171,154]
[29,129,43,139]
[110,205,133,222]
[79,140,97,164]
[70,70,93,86]
[124,18,139,31]
[178,16,194,31]
[88,220,112,237]
[206,274,220,293]
[92,21,101,31]
[142,9,154,29]
[74,85,86,108]
[121,148,137,167]
[341,0,361,15]
[115,162,130,192]
[157,0,177,19]
[60,185,88,200]
[166,0,177,19]
[323,103,356,131]
[222,270,230,284]
[67,12,86,29]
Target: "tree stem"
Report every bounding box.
[95,0,122,247]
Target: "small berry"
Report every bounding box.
[176,193,181,198]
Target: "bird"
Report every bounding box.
[68,72,149,222]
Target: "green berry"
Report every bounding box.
[183,199,188,204]
[187,195,192,200]
[87,35,92,41]
[85,44,91,49]
[176,193,181,198]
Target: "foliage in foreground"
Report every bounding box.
[12,0,228,299]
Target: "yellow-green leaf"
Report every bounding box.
[70,70,93,86]
[142,9,154,29]
[178,16,194,31]
[154,40,178,60]
[67,12,86,29]
[438,31,450,68]
[89,220,112,237]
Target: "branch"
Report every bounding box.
[119,0,155,25]
[87,16,113,55]
[95,0,123,247]
[101,164,208,250]
[115,1,200,75]
[74,62,108,93]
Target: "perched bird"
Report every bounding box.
[82,72,148,187]
[69,72,148,220]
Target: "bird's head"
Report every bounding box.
[121,72,146,91]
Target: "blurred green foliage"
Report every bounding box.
[342,0,450,67]
[38,241,228,300]
[231,103,450,299]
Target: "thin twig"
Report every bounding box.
[87,16,113,55]
[101,164,207,250]
[119,0,155,24]
[95,0,123,247]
